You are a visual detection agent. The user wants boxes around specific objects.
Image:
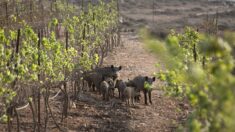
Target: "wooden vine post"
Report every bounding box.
[5,1,8,26]
[117,0,121,46]
[61,29,69,123]
[15,29,21,132]
[29,0,33,22]
[93,12,96,33]
[64,4,71,120]
[37,29,41,132]
[81,23,86,57]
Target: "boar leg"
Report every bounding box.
[148,90,152,104]
[144,90,148,105]
[118,89,121,98]
[131,97,135,106]
[102,92,105,100]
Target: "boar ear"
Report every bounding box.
[152,77,156,81]
[111,65,114,69]
[145,76,148,81]
[119,66,122,70]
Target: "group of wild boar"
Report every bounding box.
[82,65,156,106]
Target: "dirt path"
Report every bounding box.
[64,32,188,132]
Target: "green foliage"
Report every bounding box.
[0,29,17,119]
[0,0,119,124]
[142,27,235,131]
[144,81,153,90]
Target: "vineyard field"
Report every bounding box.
[1,0,235,132]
